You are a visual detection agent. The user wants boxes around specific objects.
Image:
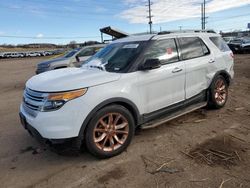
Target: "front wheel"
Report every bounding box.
[208,75,228,109]
[85,105,135,158]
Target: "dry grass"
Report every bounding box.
[188,135,247,168]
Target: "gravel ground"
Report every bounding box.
[0,55,249,188]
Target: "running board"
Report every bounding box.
[141,102,207,129]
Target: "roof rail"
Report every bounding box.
[158,29,216,35]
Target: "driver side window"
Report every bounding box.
[144,38,179,65]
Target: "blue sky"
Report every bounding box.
[0,0,249,44]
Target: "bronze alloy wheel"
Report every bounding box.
[93,113,129,152]
[214,78,227,105]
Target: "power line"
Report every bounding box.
[0,5,114,16]
[0,6,115,22]
[209,13,250,22]
[0,35,100,39]
[19,0,123,10]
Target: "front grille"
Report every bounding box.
[23,88,47,116]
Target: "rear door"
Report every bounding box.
[209,36,234,76]
[178,36,213,99]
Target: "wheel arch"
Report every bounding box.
[78,97,142,142]
[210,70,232,87]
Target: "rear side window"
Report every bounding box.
[144,38,179,65]
[179,37,209,60]
[210,37,230,52]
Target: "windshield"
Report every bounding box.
[64,49,79,58]
[82,41,146,72]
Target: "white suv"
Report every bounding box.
[19,31,234,158]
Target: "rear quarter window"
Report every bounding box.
[210,37,231,52]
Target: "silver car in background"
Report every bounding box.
[36,44,106,74]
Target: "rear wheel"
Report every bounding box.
[208,75,228,109]
[85,105,135,158]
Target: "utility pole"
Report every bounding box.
[201,3,204,30]
[201,0,206,30]
[147,0,153,34]
[100,32,103,43]
[203,0,206,30]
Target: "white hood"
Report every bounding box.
[26,67,121,92]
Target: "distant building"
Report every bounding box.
[20,43,57,48]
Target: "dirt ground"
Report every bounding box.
[0,55,249,188]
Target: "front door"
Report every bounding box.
[137,38,185,114]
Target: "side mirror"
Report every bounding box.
[75,55,80,62]
[139,59,161,70]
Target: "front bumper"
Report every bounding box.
[19,112,73,144]
[19,96,90,139]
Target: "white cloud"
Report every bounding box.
[120,0,250,24]
[0,31,5,35]
[36,33,44,38]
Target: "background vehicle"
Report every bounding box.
[26,52,41,57]
[36,44,105,74]
[223,36,235,44]
[9,52,25,58]
[0,52,6,58]
[228,37,250,53]
[4,52,12,58]
[20,31,234,158]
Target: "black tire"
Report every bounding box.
[85,105,135,158]
[208,75,228,109]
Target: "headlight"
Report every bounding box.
[42,88,87,111]
[38,63,50,68]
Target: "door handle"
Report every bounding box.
[172,67,183,73]
[208,59,215,63]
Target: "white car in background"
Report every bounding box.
[0,52,5,58]
[26,52,41,57]
[10,52,25,58]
